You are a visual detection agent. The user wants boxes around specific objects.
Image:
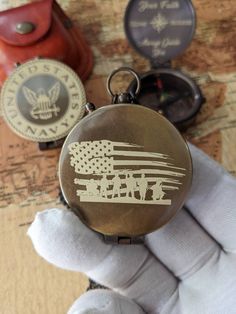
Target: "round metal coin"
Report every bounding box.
[59,104,192,237]
[1,59,86,142]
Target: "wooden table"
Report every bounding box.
[0,0,236,313]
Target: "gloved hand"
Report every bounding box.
[28,144,236,314]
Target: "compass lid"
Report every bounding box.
[59,104,192,237]
[1,58,86,143]
[124,0,196,64]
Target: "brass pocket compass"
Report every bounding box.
[125,0,205,130]
[59,68,192,244]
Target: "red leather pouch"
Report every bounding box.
[0,0,93,85]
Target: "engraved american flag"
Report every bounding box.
[68,140,186,205]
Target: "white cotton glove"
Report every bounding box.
[28,144,236,314]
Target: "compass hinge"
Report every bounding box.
[104,235,144,245]
[150,59,172,69]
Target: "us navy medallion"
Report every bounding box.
[1,59,86,142]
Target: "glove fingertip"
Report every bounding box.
[68,290,145,314]
[27,208,112,273]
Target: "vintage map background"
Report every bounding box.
[0,0,236,313]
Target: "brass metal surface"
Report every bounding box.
[59,104,192,237]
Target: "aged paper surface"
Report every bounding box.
[0,0,236,313]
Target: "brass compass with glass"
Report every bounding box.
[59,68,192,244]
[1,58,86,149]
[125,0,205,130]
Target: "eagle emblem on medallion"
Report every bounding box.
[23,82,61,120]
